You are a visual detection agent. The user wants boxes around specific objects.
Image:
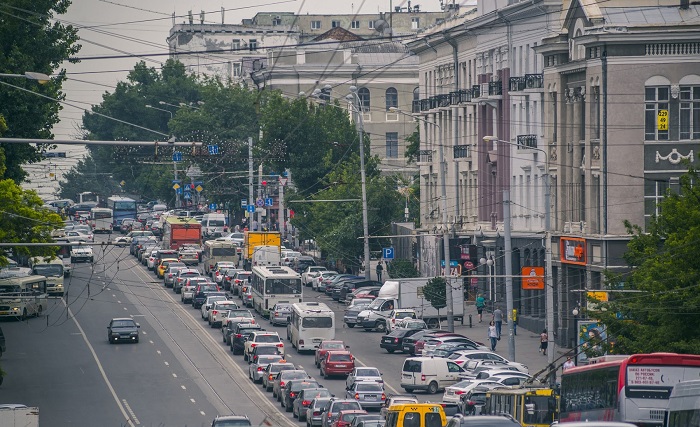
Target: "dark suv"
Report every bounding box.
[192,285,222,309]
[281,379,321,412]
[337,280,381,302]
[230,323,262,355]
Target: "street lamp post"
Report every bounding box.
[145,104,173,119]
[483,135,553,367]
[146,104,177,206]
[0,71,51,84]
[390,107,454,332]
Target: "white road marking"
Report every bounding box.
[172,373,177,378]
[117,300,121,303]
[181,385,186,390]
[149,340,154,344]
[157,350,161,355]
[122,399,141,425]
[200,411,206,416]
[142,331,147,335]
[164,361,169,366]
[123,307,128,310]
[190,398,196,403]
[112,294,116,297]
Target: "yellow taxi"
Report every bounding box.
[157,258,179,278]
[385,403,446,427]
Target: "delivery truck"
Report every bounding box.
[356,277,464,331]
[162,216,202,250]
[243,231,281,267]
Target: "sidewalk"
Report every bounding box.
[448,304,567,381]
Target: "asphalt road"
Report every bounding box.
[0,236,488,426]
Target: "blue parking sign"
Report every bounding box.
[246,205,255,213]
[382,247,394,259]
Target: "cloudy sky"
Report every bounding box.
[55,0,449,139]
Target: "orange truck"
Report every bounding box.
[162,216,202,250]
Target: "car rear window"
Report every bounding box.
[323,342,345,350]
[333,402,361,412]
[292,382,320,391]
[255,347,280,355]
[356,383,383,392]
[302,317,333,328]
[229,310,253,317]
[282,371,309,380]
[256,335,280,343]
[403,360,422,372]
[329,354,352,362]
[356,368,380,376]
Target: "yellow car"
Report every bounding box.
[157,258,179,278]
[386,403,446,427]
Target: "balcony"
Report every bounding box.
[459,89,472,103]
[525,73,544,90]
[429,96,439,110]
[510,77,526,92]
[418,149,433,163]
[420,98,430,112]
[488,81,502,96]
[450,91,460,105]
[471,85,480,99]
[454,145,470,159]
[412,100,421,113]
[517,134,538,149]
[437,94,451,108]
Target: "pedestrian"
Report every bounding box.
[375,261,383,282]
[475,293,485,323]
[488,321,498,351]
[540,328,548,356]
[563,356,575,371]
[512,308,518,336]
[493,307,503,338]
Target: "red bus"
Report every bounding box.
[560,353,700,426]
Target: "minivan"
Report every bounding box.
[201,213,227,238]
[401,356,466,394]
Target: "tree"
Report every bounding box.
[387,259,418,279]
[423,277,447,321]
[0,0,81,182]
[598,167,700,354]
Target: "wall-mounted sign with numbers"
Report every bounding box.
[657,109,669,131]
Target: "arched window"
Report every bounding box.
[357,87,370,112]
[644,76,671,141]
[412,87,420,112]
[385,87,398,111]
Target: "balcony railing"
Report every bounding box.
[471,85,481,99]
[454,145,470,159]
[437,94,450,108]
[525,73,544,89]
[488,81,502,96]
[412,100,421,113]
[418,150,433,163]
[420,98,430,111]
[450,91,460,105]
[429,96,439,110]
[510,77,526,92]
[517,134,538,149]
[459,89,472,103]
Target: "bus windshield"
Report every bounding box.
[212,247,237,256]
[113,201,136,210]
[32,264,63,278]
[265,278,301,294]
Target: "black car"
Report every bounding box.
[230,323,263,355]
[400,329,440,356]
[250,345,283,364]
[282,379,322,412]
[211,414,252,426]
[193,288,224,309]
[337,280,382,302]
[380,328,425,354]
[223,319,258,346]
[107,318,140,343]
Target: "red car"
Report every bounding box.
[314,340,347,367]
[334,409,368,427]
[320,350,355,379]
[414,332,462,356]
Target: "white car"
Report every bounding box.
[243,331,284,362]
[200,295,229,320]
[442,379,504,403]
[387,309,417,332]
[70,246,94,263]
[65,230,94,243]
[395,318,428,330]
[301,266,327,286]
[146,249,160,270]
[208,300,239,328]
[345,367,383,389]
[313,271,338,291]
[447,350,529,373]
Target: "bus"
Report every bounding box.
[0,275,49,320]
[250,265,302,318]
[202,240,239,275]
[90,207,114,234]
[287,301,335,352]
[78,191,100,205]
[29,257,64,296]
[665,379,700,427]
[560,353,700,426]
[482,386,557,427]
[106,196,137,231]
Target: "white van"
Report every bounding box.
[401,356,466,394]
[252,245,281,267]
[201,213,227,238]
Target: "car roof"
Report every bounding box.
[110,317,134,322]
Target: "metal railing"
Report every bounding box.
[517,134,538,149]
[525,74,543,89]
[454,145,470,159]
[488,81,502,96]
[418,150,433,163]
[510,77,526,92]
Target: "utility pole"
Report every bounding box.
[279,174,286,241]
[503,189,515,361]
[248,137,254,229]
[545,150,555,372]
[258,163,264,229]
[174,162,180,208]
[437,113,455,333]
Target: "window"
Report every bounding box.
[680,85,700,140]
[385,87,398,111]
[368,20,375,29]
[351,20,360,29]
[645,86,670,140]
[332,20,341,28]
[301,316,333,328]
[231,62,242,77]
[386,132,399,158]
[248,39,258,51]
[232,39,241,51]
[411,17,420,29]
[272,17,281,26]
[358,87,370,112]
[311,20,321,30]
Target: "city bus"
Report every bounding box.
[90,207,114,234]
[560,353,700,426]
[0,275,49,320]
[202,240,239,275]
[482,386,557,427]
[106,196,137,231]
[29,257,64,296]
[287,301,335,352]
[77,191,100,205]
[250,265,302,318]
[665,379,700,427]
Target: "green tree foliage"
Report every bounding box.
[598,167,700,354]
[387,259,418,279]
[424,276,447,311]
[0,0,80,182]
[404,124,420,165]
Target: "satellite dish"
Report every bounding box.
[374,19,389,34]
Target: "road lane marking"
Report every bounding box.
[122,399,141,425]
[173,373,177,378]
[117,300,122,303]
[200,411,206,416]
[165,361,169,366]
[149,340,154,344]
[157,350,161,355]
[181,385,187,390]
[190,398,196,403]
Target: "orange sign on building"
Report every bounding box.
[561,237,587,265]
[521,266,544,290]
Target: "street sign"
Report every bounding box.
[172,183,180,190]
[521,266,545,290]
[195,185,203,193]
[382,247,395,259]
[207,145,219,155]
[175,187,182,195]
[241,199,247,207]
[265,197,273,207]
[255,198,264,207]
[658,109,669,131]
[279,177,288,186]
[172,151,182,162]
[247,205,256,213]
[183,192,191,200]
[209,203,217,210]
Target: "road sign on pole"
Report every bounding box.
[382,247,395,260]
[265,197,273,206]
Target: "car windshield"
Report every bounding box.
[313,399,332,410]
[111,320,136,328]
[304,389,332,399]
[270,365,295,374]
[323,342,345,350]
[341,414,360,422]
[329,354,352,362]
[256,335,280,343]
[282,371,308,380]
[207,296,226,304]
[356,383,383,392]
[356,368,380,377]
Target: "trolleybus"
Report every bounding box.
[106,196,137,231]
[90,207,114,234]
[482,386,557,427]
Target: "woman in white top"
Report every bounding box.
[488,321,498,351]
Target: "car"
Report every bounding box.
[431,342,484,359]
[221,268,241,291]
[293,256,317,274]
[321,398,363,427]
[65,230,94,243]
[156,258,180,279]
[281,249,302,267]
[447,350,528,373]
[211,414,252,427]
[241,285,254,307]
[422,335,488,356]
[262,362,296,391]
[163,265,188,287]
[208,300,238,327]
[243,331,284,362]
[306,397,332,427]
[231,271,251,295]
[346,381,386,410]
[181,277,213,304]
[334,409,369,427]
[301,266,327,286]
[386,309,418,332]
[337,280,381,302]
[319,350,355,379]
[352,288,380,301]
[212,261,236,278]
[173,268,201,294]
[281,379,322,412]
[273,370,311,400]
[70,245,94,263]
[248,354,284,383]
[192,286,223,309]
[472,368,533,383]
[269,302,293,326]
[315,340,347,367]
[343,300,372,328]
[444,415,520,427]
[146,249,161,270]
[442,379,503,403]
[462,359,525,376]
[200,294,229,319]
[403,331,463,356]
[313,271,339,291]
[229,323,262,354]
[379,394,418,419]
[346,367,383,389]
[249,344,283,365]
[379,328,427,354]
[349,414,384,427]
[107,318,140,343]
[293,388,332,420]
[457,386,492,416]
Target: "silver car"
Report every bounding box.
[262,362,296,391]
[306,397,332,427]
[270,302,292,326]
[346,367,383,389]
[248,354,284,383]
[345,381,386,410]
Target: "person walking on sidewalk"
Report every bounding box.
[488,321,498,351]
[475,293,486,322]
[493,307,503,338]
[375,261,383,282]
[563,356,575,371]
[539,329,549,356]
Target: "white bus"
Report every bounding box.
[250,265,302,318]
[666,379,700,427]
[90,207,114,234]
[287,301,335,352]
[29,257,65,296]
[0,275,49,320]
[202,240,239,275]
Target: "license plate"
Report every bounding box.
[403,374,412,379]
[0,312,8,315]
[313,338,322,342]
[403,346,411,351]
[366,395,377,399]
[336,364,346,368]
[383,339,391,343]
